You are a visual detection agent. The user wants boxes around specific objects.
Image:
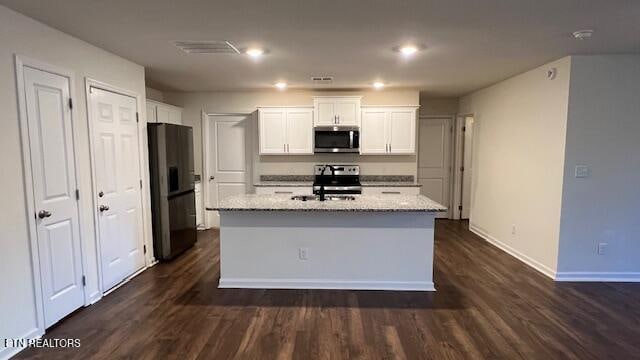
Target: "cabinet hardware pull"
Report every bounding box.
[275,191,294,194]
[382,191,401,194]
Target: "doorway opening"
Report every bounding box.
[453,115,475,220]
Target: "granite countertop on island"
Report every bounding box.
[210,194,446,212]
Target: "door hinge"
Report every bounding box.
[136,112,139,123]
[82,275,86,286]
[462,126,466,132]
[143,245,147,254]
[460,166,465,172]
[69,98,73,109]
[458,205,463,211]
[140,179,143,189]
[75,189,80,200]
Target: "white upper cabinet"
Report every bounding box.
[360,108,388,154]
[259,107,313,155]
[361,106,418,155]
[146,102,156,123]
[286,108,314,154]
[313,96,361,127]
[146,99,183,125]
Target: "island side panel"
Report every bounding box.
[218,211,436,291]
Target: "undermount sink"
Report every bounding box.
[291,195,356,201]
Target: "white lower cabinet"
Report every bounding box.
[361,107,417,154]
[255,187,313,195]
[361,187,420,195]
[258,107,313,154]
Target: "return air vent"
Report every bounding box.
[172,40,240,54]
[311,76,334,85]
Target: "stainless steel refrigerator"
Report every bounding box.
[148,123,197,260]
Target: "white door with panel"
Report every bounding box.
[207,115,251,227]
[21,66,85,328]
[418,117,452,218]
[89,87,146,291]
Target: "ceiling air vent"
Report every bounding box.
[311,76,334,85]
[172,40,240,54]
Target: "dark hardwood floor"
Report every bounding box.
[16,220,640,359]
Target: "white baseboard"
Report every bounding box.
[469,224,557,280]
[219,278,436,291]
[555,272,640,282]
[0,327,42,360]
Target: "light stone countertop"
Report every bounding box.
[253,181,421,187]
[210,194,446,212]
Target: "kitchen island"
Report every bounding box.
[208,194,446,291]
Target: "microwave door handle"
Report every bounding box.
[349,131,354,149]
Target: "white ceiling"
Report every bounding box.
[3,0,639,95]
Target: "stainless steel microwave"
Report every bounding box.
[314,126,360,153]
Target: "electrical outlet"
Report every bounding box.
[575,165,590,178]
[298,247,309,261]
[597,242,608,255]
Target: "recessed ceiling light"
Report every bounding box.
[373,82,385,89]
[274,82,287,89]
[246,48,264,57]
[572,29,594,40]
[400,45,418,56]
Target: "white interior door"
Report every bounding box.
[418,117,452,218]
[461,116,475,219]
[207,115,251,227]
[89,87,145,291]
[22,66,84,328]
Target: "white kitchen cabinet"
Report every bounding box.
[313,96,361,126]
[361,106,417,155]
[361,187,420,195]
[146,102,156,123]
[146,99,183,125]
[255,186,313,195]
[258,107,313,155]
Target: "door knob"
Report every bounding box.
[99,205,110,212]
[38,210,52,219]
[209,176,215,181]
[98,191,104,198]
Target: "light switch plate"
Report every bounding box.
[575,165,590,178]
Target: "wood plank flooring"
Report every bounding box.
[16,220,640,359]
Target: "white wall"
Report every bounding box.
[556,55,640,279]
[459,57,572,277]
[419,96,459,116]
[163,89,420,179]
[145,86,164,102]
[0,5,148,358]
